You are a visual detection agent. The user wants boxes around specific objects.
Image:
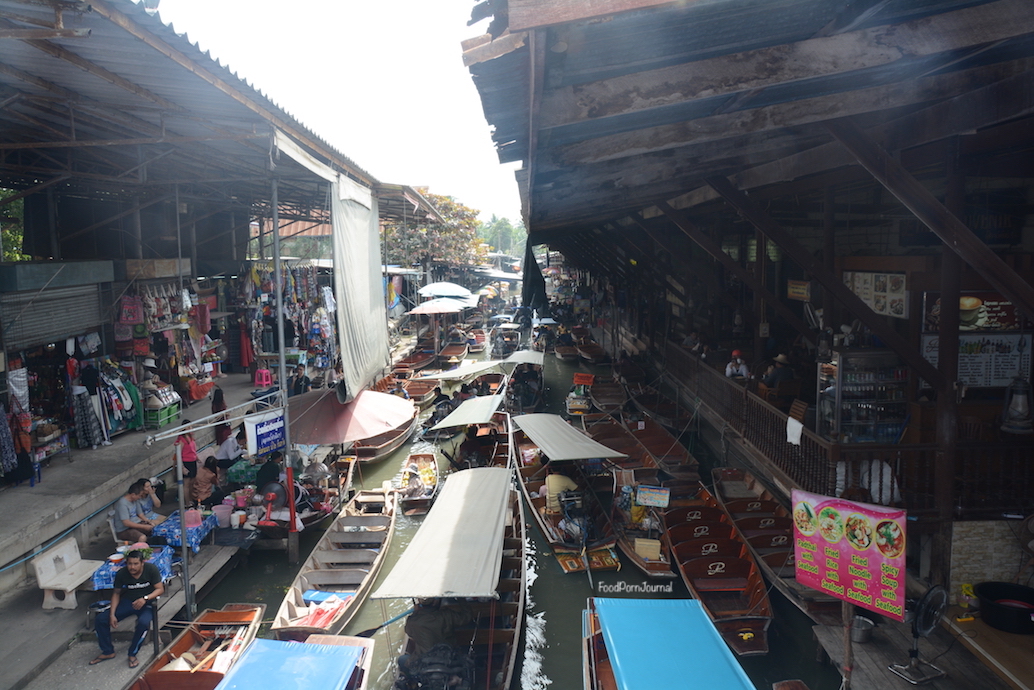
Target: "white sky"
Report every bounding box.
[155,0,523,223]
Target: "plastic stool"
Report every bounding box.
[254,369,273,386]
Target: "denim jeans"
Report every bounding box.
[95,598,153,656]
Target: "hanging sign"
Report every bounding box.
[572,373,595,386]
[792,489,907,621]
[244,409,287,456]
[844,271,908,319]
[787,280,812,302]
[922,290,1033,333]
[920,333,1031,388]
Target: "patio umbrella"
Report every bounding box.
[418,282,472,298]
[407,297,466,315]
[287,388,416,445]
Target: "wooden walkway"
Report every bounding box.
[813,615,1012,690]
[942,605,1034,690]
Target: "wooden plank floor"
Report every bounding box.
[942,605,1034,690]
[813,615,1012,690]
[156,545,238,627]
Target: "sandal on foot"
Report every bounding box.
[89,654,115,665]
[128,656,139,668]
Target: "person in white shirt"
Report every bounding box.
[214,428,247,483]
[725,349,750,379]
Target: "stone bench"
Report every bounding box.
[32,538,104,610]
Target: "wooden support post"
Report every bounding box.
[842,599,854,690]
[823,186,836,330]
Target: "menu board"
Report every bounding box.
[792,489,907,621]
[843,272,908,319]
[920,333,1031,388]
[923,290,1033,333]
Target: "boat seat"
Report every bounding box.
[747,533,792,554]
[736,516,792,538]
[723,499,780,518]
[311,549,379,568]
[683,556,753,591]
[665,506,726,525]
[667,521,733,545]
[720,581,770,616]
[496,578,522,593]
[673,537,744,561]
[328,531,387,546]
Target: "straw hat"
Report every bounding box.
[774,354,790,365]
[448,356,460,363]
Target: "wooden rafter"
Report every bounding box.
[508,0,677,31]
[0,132,266,150]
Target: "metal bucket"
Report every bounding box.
[851,616,874,643]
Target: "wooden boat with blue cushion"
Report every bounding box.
[582,598,756,690]
[271,488,396,641]
[126,603,265,690]
[664,483,773,656]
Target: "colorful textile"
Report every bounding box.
[91,546,174,590]
[151,511,219,553]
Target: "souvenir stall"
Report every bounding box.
[236,261,338,384]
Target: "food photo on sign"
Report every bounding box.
[792,489,907,621]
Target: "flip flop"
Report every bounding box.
[89,653,115,665]
[128,656,139,668]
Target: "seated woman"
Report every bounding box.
[191,457,224,507]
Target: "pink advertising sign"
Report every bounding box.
[792,489,907,622]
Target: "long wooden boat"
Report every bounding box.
[554,344,580,360]
[664,483,773,656]
[397,453,439,516]
[352,408,420,462]
[126,603,265,690]
[468,327,488,352]
[589,379,627,413]
[401,377,439,406]
[271,488,396,641]
[583,415,660,472]
[373,468,525,690]
[217,635,375,690]
[490,323,522,357]
[612,358,647,385]
[393,349,435,375]
[582,598,756,690]
[626,382,693,431]
[507,364,544,414]
[577,341,610,364]
[437,342,469,366]
[712,467,842,626]
[622,414,700,481]
[610,469,677,579]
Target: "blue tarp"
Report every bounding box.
[215,638,363,690]
[594,598,755,690]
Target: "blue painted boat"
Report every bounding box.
[582,598,755,690]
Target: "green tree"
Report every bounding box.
[381,191,487,268]
[478,214,526,257]
[0,188,30,261]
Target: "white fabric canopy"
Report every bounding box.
[505,350,544,366]
[513,414,628,460]
[430,395,505,430]
[418,360,504,380]
[373,467,512,599]
[418,282,472,298]
[408,298,466,315]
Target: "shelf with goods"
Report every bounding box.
[817,349,910,444]
[31,431,70,464]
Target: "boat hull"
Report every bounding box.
[353,412,419,462]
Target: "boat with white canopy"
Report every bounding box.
[371,467,525,690]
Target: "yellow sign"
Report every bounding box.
[787,280,812,302]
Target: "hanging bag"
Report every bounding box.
[119,295,145,324]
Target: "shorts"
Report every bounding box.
[182,461,197,478]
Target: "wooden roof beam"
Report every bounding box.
[703,175,943,388]
[508,0,679,31]
[0,132,265,150]
[824,117,1034,323]
[538,0,1034,130]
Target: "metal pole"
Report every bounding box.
[175,184,183,291]
[174,442,194,617]
[272,178,293,465]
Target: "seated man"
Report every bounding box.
[725,350,750,379]
[90,549,165,668]
[115,481,153,543]
[545,470,578,513]
[215,428,247,483]
[390,381,411,399]
[763,353,795,387]
[256,451,284,490]
[430,387,451,407]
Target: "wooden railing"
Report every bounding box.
[659,340,1034,518]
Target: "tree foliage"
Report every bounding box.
[478,214,527,257]
[381,191,487,267]
[0,188,30,261]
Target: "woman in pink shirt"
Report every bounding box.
[174,420,197,504]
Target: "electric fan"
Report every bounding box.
[257,482,287,527]
[888,585,949,684]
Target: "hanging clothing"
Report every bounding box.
[73,388,104,448]
[0,403,19,474]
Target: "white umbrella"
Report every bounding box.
[408,298,466,315]
[418,282,472,298]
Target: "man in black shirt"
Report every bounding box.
[256,451,284,489]
[90,550,164,668]
[287,366,311,397]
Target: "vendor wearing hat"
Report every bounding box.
[763,354,794,387]
[446,356,461,370]
[725,350,750,379]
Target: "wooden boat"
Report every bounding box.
[490,323,522,357]
[217,635,375,690]
[397,453,439,516]
[554,344,580,361]
[271,488,396,641]
[582,416,660,472]
[393,349,435,375]
[507,364,544,414]
[437,342,469,366]
[468,327,488,353]
[373,468,525,690]
[513,417,622,573]
[664,483,773,656]
[352,408,419,462]
[612,358,647,385]
[610,469,677,579]
[626,382,693,431]
[589,379,627,413]
[582,598,755,690]
[565,384,592,416]
[126,603,265,690]
[577,340,610,364]
[622,414,700,481]
[712,467,842,626]
[421,401,464,442]
[402,377,439,406]
[472,371,505,395]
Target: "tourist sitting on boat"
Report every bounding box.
[556,328,574,346]
[256,451,283,490]
[459,427,483,466]
[399,599,474,674]
[390,381,411,399]
[431,387,450,406]
[725,350,750,379]
[450,391,463,409]
[458,383,474,401]
[545,468,578,514]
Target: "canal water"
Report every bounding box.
[200,353,843,689]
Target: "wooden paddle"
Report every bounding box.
[355,607,414,638]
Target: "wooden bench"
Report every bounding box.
[32,538,104,610]
[673,537,745,561]
[668,521,734,545]
[682,556,753,592]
